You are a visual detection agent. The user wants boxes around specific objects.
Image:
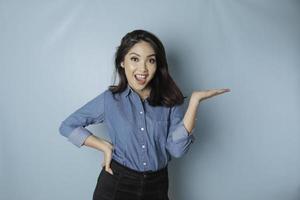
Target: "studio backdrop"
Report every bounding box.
[1,0,299,200]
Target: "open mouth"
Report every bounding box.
[134,74,148,85]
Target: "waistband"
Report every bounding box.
[110,159,168,178]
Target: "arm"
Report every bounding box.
[165,102,196,158]
[58,91,106,148]
[166,88,231,158]
[59,90,115,174]
[182,97,200,135]
[183,88,230,133]
[84,135,114,173]
[83,134,113,153]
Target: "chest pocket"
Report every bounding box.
[144,104,170,141]
[153,119,169,141]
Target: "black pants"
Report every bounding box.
[93,159,169,200]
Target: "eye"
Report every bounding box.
[130,57,138,62]
[149,58,156,64]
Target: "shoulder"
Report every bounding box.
[93,89,109,99]
[102,88,123,101]
[170,99,187,116]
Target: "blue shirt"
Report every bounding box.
[59,84,196,172]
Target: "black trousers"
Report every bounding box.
[93,159,169,200]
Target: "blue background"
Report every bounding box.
[1,0,299,199]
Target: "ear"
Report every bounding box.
[120,62,124,68]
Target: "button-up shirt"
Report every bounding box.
[59,84,196,172]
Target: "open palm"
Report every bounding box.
[192,88,231,102]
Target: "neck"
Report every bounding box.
[138,87,151,100]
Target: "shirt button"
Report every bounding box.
[142,145,145,148]
[143,162,147,166]
[140,111,143,114]
[141,127,144,131]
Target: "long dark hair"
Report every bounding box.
[108,29,186,107]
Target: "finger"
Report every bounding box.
[221,88,230,92]
[108,168,114,175]
[105,163,113,173]
[218,89,228,93]
[215,88,230,94]
[208,89,229,97]
[105,166,114,175]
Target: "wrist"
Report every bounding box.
[190,95,201,106]
[102,140,113,153]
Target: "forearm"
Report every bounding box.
[183,97,200,135]
[83,135,112,153]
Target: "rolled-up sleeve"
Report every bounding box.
[59,91,106,148]
[166,102,196,158]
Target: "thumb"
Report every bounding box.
[105,163,113,175]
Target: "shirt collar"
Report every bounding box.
[122,84,133,98]
[122,84,149,102]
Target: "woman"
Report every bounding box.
[59,29,230,200]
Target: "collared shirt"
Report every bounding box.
[59,84,196,172]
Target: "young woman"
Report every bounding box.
[59,29,230,200]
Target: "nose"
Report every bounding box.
[138,61,148,70]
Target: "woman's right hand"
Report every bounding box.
[101,140,114,175]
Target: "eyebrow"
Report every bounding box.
[129,52,156,57]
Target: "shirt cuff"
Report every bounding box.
[67,127,93,148]
[172,120,196,143]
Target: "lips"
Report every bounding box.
[134,74,148,81]
[134,74,148,85]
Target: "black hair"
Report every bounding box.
[108,29,186,107]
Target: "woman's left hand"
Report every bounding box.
[191,88,231,103]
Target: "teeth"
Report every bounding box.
[135,74,147,79]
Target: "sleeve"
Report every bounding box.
[165,102,196,158]
[58,91,106,148]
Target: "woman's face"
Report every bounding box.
[120,41,157,97]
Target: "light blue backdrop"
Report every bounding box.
[1,0,299,200]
